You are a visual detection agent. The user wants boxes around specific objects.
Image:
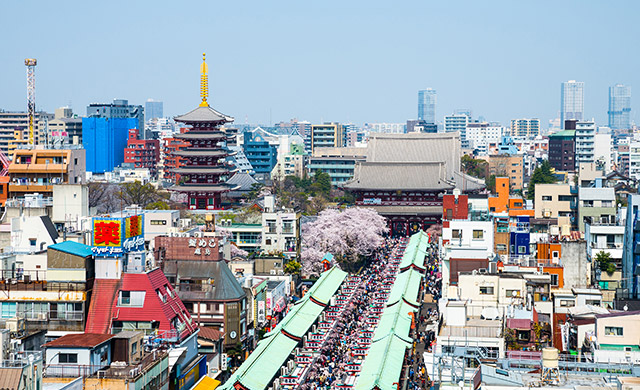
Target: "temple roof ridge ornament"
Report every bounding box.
[200,53,209,107]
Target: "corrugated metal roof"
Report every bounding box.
[165,260,246,301]
[44,333,113,348]
[0,368,22,389]
[49,241,93,258]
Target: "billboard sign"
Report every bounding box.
[92,215,145,256]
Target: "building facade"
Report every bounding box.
[418,88,436,124]
[310,123,345,152]
[548,129,576,172]
[82,117,137,174]
[123,129,160,173]
[86,99,144,138]
[561,80,584,126]
[510,118,540,138]
[444,114,470,148]
[608,84,631,130]
[575,121,596,165]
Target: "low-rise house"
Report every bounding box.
[44,333,113,377]
[592,311,640,363]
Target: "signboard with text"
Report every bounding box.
[154,236,220,261]
[92,215,145,256]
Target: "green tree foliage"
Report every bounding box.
[596,251,617,275]
[117,181,168,208]
[272,171,351,214]
[284,260,301,275]
[461,154,488,179]
[145,200,170,210]
[527,160,556,200]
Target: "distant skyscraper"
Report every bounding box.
[444,113,470,148]
[560,80,584,126]
[418,88,436,124]
[87,99,145,137]
[145,99,163,121]
[608,84,631,130]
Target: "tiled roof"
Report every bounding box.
[344,161,453,191]
[174,105,233,124]
[163,260,246,301]
[44,333,113,348]
[49,241,93,258]
[198,327,224,341]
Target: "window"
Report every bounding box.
[496,244,507,251]
[452,230,462,239]
[542,196,552,201]
[550,274,559,286]
[118,291,146,307]
[559,195,573,202]
[605,326,623,336]
[586,299,600,306]
[552,251,559,259]
[506,289,521,297]
[150,220,167,225]
[1,302,16,318]
[156,289,167,303]
[518,246,527,254]
[559,300,575,307]
[131,341,138,355]
[479,286,494,295]
[473,230,484,239]
[59,353,78,364]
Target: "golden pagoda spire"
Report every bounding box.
[199,53,209,107]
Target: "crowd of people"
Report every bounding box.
[301,237,405,389]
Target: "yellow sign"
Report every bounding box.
[93,219,122,247]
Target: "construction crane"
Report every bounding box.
[25,58,37,146]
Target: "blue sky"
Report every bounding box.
[0,1,638,127]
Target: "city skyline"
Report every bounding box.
[0,1,638,127]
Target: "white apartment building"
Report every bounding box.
[629,141,640,181]
[593,133,613,172]
[262,210,300,259]
[575,120,596,165]
[465,124,504,155]
[445,114,470,147]
[510,118,541,138]
[367,123,406,134]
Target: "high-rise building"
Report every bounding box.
[561,80,584,126]
[145,99,164,121]
[608,84,631,130]
[0,111,53,155]
[418,88,436,124]
[310,123,345,152]
[510,118,541,138]
[548,129,576,172]
[575,120,596,165]
[87,99,145,137]
[82,117,137,173]
[444,113,470,147]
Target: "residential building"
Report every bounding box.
[510,118,540,138]
[145,99,163,121]
[440,220,494,287]
[308,147,366,186]
[86,99,144,138]
[49,107,83,146]
[585,222,625,306]
[215,222,262,254]
[310,123,345,151]
[593,133,613,172]
[487,155,524,192]
[534,183,576,229]
[418,88,436,123]
[0,110,53,155]
[8,148,86,199]
[548,129,576,172]
[628,141,640,181]
[123,129,160,173]
[578,187,616,232]
[466,123,503,155]
[51,184,89,232]
[242,129,279,177]
[367,123,406,134]
[82,117,137,174]
[622,194,640,299]
[608,84,631,130]
[560,80,584,125]
[575,120,596,165]
[592,311,640,363]
[162,132,190,183]
[261,209,300,259]
[444,113,470,147]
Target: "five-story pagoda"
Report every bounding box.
[170,54,237,210]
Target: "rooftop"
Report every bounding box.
[48,241,93,258]
[44,333,113,349]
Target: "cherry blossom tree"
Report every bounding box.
[215,227,249,258]
[301,207,388,276]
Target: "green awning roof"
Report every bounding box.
[386,269,423,308]
[399,231,429,270]
[355,333,411,390]
[219,264,347,390]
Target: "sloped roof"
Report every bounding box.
[226,172,259,192]
[198,327,224,341]
[355,333,411,390]
[366,132,461,177]
[44,333,113,348]
[343,161,453,191]
[174,105,233,124]
[49,241,93,258]
[164,260,246,301]
[0,368,22,389]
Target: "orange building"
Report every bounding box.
[0,176,8,206]
[488,177,510,213]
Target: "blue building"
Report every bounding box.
[510,215,530,259]
[82,117,137,173]
[418,88,436,124]
[608,84,631,130]
[622,194,640,299]
[242,130,278,177]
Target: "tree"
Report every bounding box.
[116,181,166,208]
[461,155,488,179]
[284,260,301,275]
[595,251,616,275]
[146,200,170,210]
[301,207,388,276]
[527,160,556,200]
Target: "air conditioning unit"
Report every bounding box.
[270,270,276,275]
